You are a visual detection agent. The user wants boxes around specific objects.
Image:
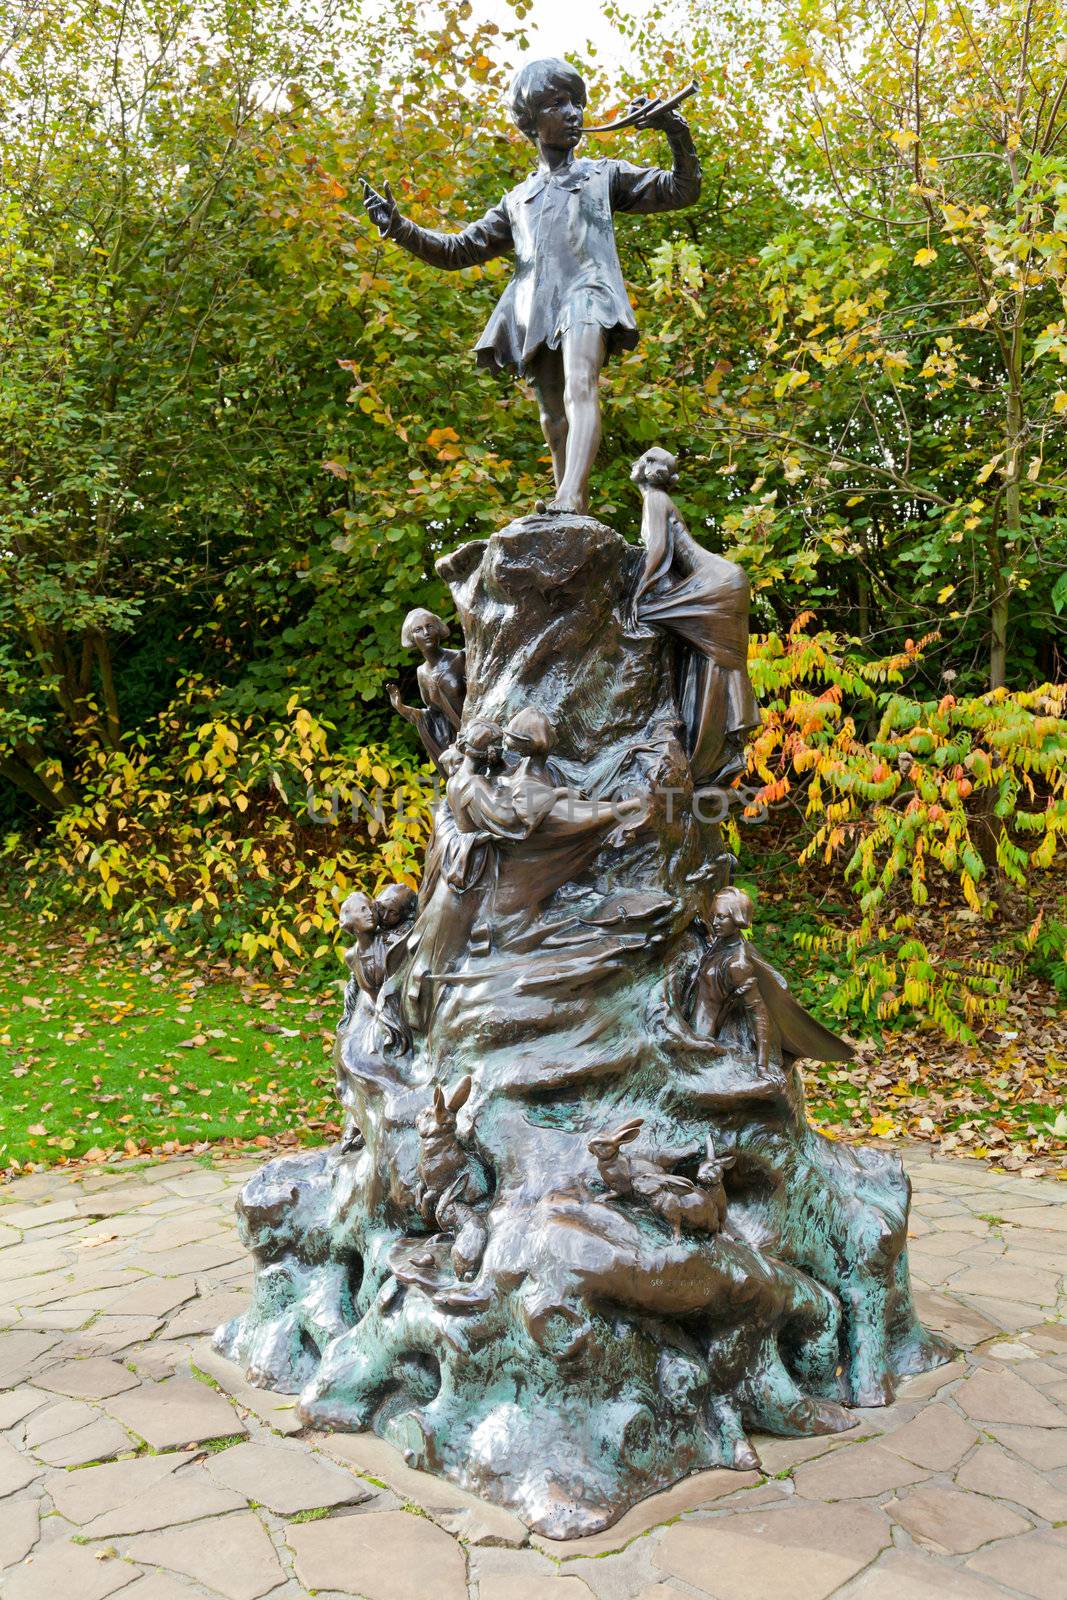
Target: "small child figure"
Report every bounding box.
[362,57,701,514]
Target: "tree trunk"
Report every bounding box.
[991,215,1028,693]
[93,631,122,750]
[988,578,1009,693]
[0,752,78,815]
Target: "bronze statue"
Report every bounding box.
[376,881,418,937]
[631,448,759,788]
[588,1119,734,1240]
[362,59,701,515]
[693,886,853,1073]
[220,51,953,1540]
[338,883,417,1007]
[388,608,466,769]
[502,705,564,787]
[414,1076,490,1279]
[337,890,381,1008]
[337,881,417,1064]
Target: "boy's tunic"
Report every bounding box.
[388,129,701,375]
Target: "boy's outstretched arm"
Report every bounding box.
[610,104,702,214]
[361,178,513,270]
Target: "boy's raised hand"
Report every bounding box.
[361,177,400,238]
[628,94,689,134]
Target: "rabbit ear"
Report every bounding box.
[718,1152,736,1170]
[614,1118,643,1144]
[433,1085,446,1117]
[705,1133,716,1156]
[447,1074,472,1113]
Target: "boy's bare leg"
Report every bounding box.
[554,323,607,513]
[528,346,568,493]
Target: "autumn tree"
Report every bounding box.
[697,0,1067,691]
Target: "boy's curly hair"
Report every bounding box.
[509,57,587,140]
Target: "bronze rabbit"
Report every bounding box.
[588,1119,733,1240]
[415,1075,489,1278]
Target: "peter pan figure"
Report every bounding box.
[361,57,701,515]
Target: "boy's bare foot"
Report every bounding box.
[534,496,584,515]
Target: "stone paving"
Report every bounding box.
[1,1151,1065,1600]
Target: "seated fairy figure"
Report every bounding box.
[631,448,759,788]
[362,58,701,514]
[387,608,466,770]
[693,887,852,1076]
[454,708,645,850]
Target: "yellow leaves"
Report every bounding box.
[889,128,918,151]
[869,1115,896,1137]
[833,298,866,331]
[913,247,938,267]
[703,358,731,395]
[937,584,956,605]
[961,871,982,914]
[1054,393,1067,415]
[774,369,812,400]
[426,425,461,461]
[1031,830,1057,870]
[20,673,434,982]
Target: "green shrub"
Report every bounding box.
[11,680,432,972]
[743,617,1067,1039]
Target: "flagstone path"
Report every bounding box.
[1,1152,1064,1600]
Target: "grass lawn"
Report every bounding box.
[0,898,340,1171]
